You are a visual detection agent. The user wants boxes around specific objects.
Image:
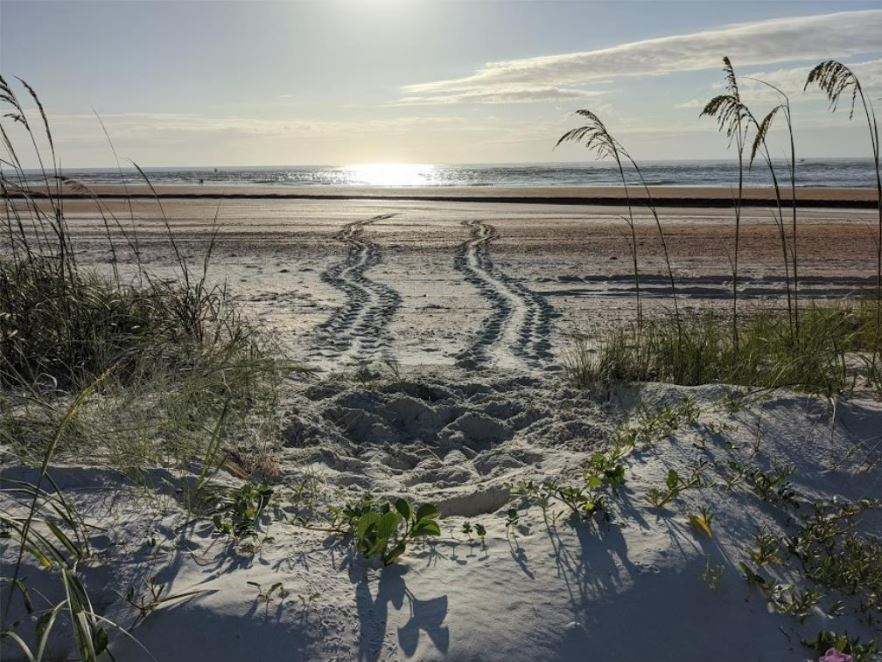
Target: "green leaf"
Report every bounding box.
[356,512,380,540]
[394,498,413,521]
[366,537,387,558]
[415,503,439,521]
[411,519,441,537]
[384,542,407,566]
[666,469,679,490]
[375,511,402,540]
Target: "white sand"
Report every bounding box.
[3,197,882,661]
[3,373,882,661]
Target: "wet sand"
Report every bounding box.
[19,183,882,208]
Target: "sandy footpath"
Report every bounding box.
[45,193,882,370]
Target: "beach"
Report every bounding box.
[51,186,881,370]
[6,2,882,658]
[5,184,882,661]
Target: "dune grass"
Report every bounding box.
[566,302,882,396]
[0,76,286,474]
[1,76,292,659]
[560,57,881,397]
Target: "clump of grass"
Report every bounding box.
[567,302,881,395]
[0,377,147,661]
[805,60,881,373]
[0,77,285,474]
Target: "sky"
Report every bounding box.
[1,0,882,167]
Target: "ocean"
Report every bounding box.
[49,159,878,189]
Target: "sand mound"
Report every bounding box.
[3,370,882,661]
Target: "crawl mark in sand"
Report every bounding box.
[454,220,556,370]
[310,214,402,364]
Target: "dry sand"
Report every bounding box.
[48,190,882,370]
[4,378,882,661]
[3,188,882,661]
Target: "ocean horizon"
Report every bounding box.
[40,158,879,189]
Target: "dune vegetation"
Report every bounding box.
[1,58,881,662]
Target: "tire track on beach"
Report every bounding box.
[454,219,555,369]
[309,214,401,364]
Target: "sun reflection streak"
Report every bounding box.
[343,163,434,186]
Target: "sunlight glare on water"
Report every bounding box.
[342,163,435,186]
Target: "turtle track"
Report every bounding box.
[453,220,555,369]
[309,214,401,364]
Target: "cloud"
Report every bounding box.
[674,58,882,109]
[743,58,882,97]
[402,9,882,105]
[395,85,603,106]
[42,111,465,139]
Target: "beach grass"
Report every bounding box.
[1,56,882,661]
[566,301,882,396]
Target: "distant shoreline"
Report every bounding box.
[7,184,879,209]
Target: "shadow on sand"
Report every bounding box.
[350,563,449,662]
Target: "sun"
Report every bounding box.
[343,163,434,186]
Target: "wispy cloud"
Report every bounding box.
[401,9,882,105]
[44,112,465,139]
[674,58,882,109]
[395,85,604,106]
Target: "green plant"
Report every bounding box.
[211,481,275,544]
[749,532,782,566]
[298,592,320,610]
[586,450,627,487]
[766,582,821,621]
[504,508,520,529]
[721,460,748,489]
[645,461,707,509]
[514,470,614,524]
[461,521,488,545]
[336,496,441,566]
[746,465,798,508]
[789,499,882,620]
[803,630,880,662]
[247,581,290,617]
